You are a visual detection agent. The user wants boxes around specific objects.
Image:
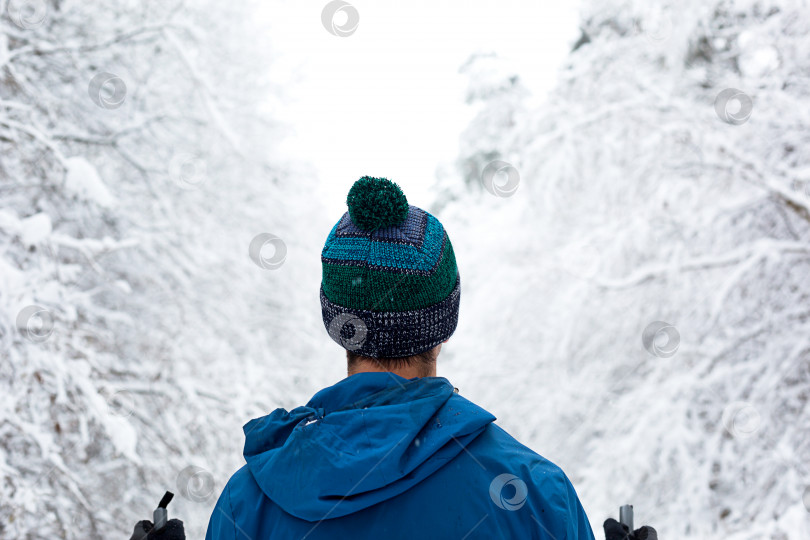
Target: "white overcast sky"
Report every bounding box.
[254,0,581,217]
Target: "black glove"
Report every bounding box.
[129,519,186,540]
[603,517,658,540]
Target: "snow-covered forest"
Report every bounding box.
[2,0,809,538]
[438,0,810,537]
[1,0,325,537]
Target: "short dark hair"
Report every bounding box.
[346,345,440,377]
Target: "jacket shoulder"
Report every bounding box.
[463,423,595,540]
[474,422,567,474]
[206,465,262,540]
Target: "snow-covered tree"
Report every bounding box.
[439,0,810,537]
[1,0,323,537]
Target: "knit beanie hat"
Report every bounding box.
[320,176,461,358]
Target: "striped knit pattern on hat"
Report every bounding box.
[320,177,460,359]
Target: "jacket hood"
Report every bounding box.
[242,372,496,522]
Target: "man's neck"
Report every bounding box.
[348,361,436,379]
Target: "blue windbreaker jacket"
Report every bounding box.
[206,372,595,539]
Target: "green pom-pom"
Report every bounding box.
[346,176,409,231]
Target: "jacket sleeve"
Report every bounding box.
[560,473,596,540]
[528,464,596,540]
[205,483,238,540]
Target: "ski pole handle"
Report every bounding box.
[619,504,633,531]
[153,491,174,531]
